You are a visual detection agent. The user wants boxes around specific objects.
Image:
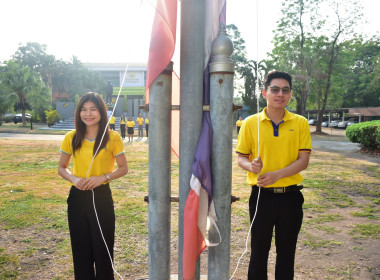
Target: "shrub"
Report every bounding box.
[45,109,61,127]
[345,120,380,151]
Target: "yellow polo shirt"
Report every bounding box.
[236,108,312,187]
[136,117,144,126]
[109,116,116,124]
[59,130,125,183]
[236,119,243,127]
[127,121,135,128]
[145,118,149,124]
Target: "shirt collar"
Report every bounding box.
[259,107,294,122]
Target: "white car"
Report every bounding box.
[338,118,357,129]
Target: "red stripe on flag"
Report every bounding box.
[183,188,206,280]
[145,0,177,104]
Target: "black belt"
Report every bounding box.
[259,185,303,194]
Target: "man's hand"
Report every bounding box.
[257,171,280,187]
[251,156,263,174]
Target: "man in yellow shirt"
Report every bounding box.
[109,115,116,130]
[236,71,312,279]
[236,116,243,135]
[136,113,144,138]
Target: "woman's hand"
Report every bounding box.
[80,175,107,191]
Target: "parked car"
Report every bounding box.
[347,120,358,127]
[329,120,339,128]
[308,119,317,125]
[338,118,357,129]
[12,113,32,124]
[321,120,339,127]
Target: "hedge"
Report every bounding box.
[345,120,380,151]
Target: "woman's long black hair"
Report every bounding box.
[72,92,109,156]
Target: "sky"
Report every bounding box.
[0,0,378,64]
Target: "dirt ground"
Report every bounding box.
[1,132,379,280]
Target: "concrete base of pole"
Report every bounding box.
[134,275,208,280]
[170,275,208,280]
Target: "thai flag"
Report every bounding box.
[145,0,226,278]
[183,1,226,279]
[145,0,180,157]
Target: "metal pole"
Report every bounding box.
[148,62,173,280]
[179,0,205,278]
[208,23,234,280]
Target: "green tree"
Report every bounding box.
[51,56,106,101]
[0,85,17,119]
[12,42,56,90]
[269,0,364,133]
[339,36,380,107]
[269,0,324,116]
[227,24,267,114]
[313,0,363,133]
[0,61,49,125]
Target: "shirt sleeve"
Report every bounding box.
[236,118,254,156]
[110,131,125,156]
[59,131,73,155]
[299,118,312,153]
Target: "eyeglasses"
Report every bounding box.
[269,86,291,94]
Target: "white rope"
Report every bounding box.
[85,65,129,280]
[230,0,262,278]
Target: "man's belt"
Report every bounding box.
[261,185,303,194]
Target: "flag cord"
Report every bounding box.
[85,65,129,280]
[230,0,261,278]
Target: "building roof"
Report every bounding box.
[349,107,380,117]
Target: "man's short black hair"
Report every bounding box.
[264,71,292,90]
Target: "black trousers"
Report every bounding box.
[120,124,126,139]
[145,124,149,137]
[248,186,304,280]
[67,184,115,280]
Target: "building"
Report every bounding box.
[85,62,147,118]
[55,62,148,121]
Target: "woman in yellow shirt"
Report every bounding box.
[145,114,149,138]
[120,114,126,140]
[58,92,128,279]
[127,116,135,143]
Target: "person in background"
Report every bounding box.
[136,113,144,138]
[120,114,126,140]
[58,92,128,279]
[145,114,149,138]
[236,116,243,135]
[127,116,135,143]
[236,71,312,279]
[109,115,116,130]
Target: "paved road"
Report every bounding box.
[0,133,64,141]
[311,139,361,152]
[1,131,361,152]
[0,133,148,143]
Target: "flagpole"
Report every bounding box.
[179,0,206,278]
[148,62,173,279]
[208,23,234,279]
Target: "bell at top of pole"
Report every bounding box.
[209,23,234,74]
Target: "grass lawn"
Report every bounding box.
[0,130,379,279]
